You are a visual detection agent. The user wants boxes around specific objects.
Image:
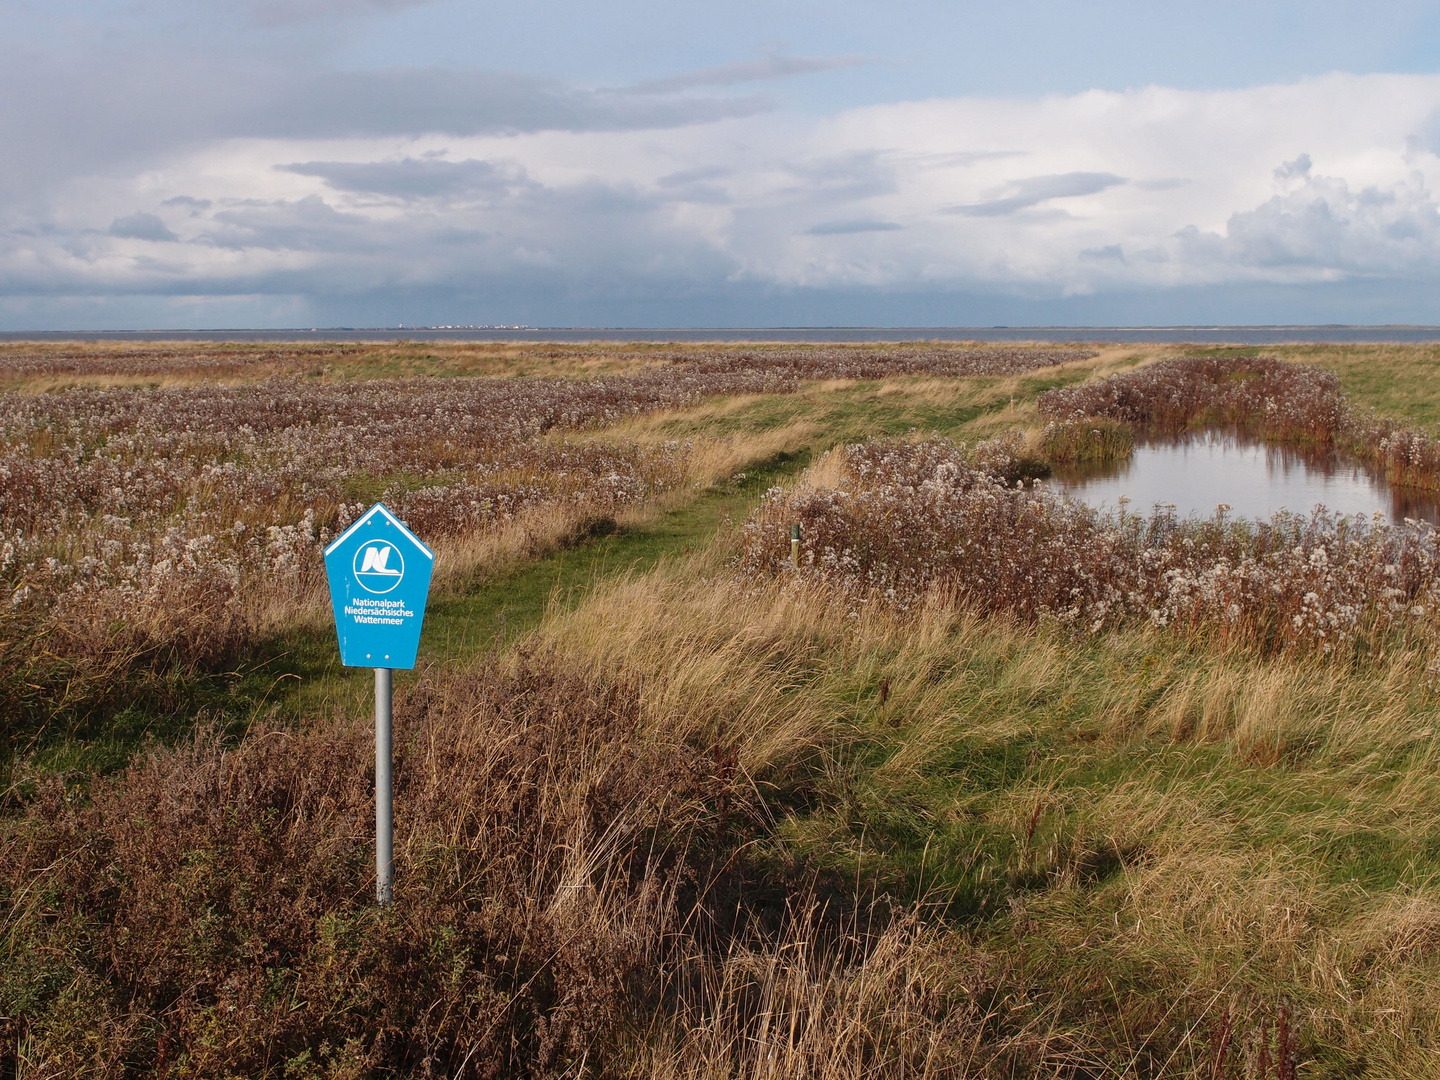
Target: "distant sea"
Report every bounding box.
[5,326,1440,344]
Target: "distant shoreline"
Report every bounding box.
[4,325,1440,345]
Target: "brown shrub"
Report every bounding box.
[1038,355,1345,443]
[1343,409,1440,493]
[0,652,758,1078]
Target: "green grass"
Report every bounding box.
[551,566,1440,1067]
[557,563,1440,1066]
[673,578,1440,928]
[630,380,1007,451]
[424,460,804,655]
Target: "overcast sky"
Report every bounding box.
[6,0,1440,328]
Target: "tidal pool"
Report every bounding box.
[1050,430,1440,526]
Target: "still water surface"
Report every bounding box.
[1051,431,1440,526]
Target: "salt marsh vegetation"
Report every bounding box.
[744,433,1440,651]
[6,340,1440,1078]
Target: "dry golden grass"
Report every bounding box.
[509,553,1440,1074]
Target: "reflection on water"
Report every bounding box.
[1050,430,1440,526]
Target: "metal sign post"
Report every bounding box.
[375,667,393,904]
[324,504,435,906]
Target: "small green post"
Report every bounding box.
[791,523,801,569]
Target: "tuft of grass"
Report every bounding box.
[533,565,1440,1074]
[1041,415,1135,464]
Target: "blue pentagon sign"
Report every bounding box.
[324,503,434,669]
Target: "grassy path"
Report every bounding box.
[229,452,810,726]
[231,372,1060,726]
[424,452,806,657]
[20,453,807,782]
[20,369,1064,780]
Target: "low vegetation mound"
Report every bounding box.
[745,435,1440,653]
[1038,355,1344,442]
[1038,415,1135,463]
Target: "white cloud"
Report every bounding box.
[7,72,1440,322]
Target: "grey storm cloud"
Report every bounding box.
[622,54,865,95]
[163,196,213,209]
[657,167,733,188]
[235,69,771,140]
[203,196,376,252]
[282,158,533,200]
[109,213,179,242]
[806,219,903,235]
[647,167,734,206]
[785,151,898,200]
[0,48,784,206]
[109,168,736,293]
[1413,109,1440,157]
[947,172,1127,216]
[1079,244,1125,262]
[1082,244,1123,264]
[1274,153,1313,181]
[121,180,741,303]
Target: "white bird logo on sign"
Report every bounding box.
[360,544,400,575]
[353,539,405,593]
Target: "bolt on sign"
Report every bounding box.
[324,503,435,906]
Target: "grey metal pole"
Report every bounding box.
[375,667,393,906]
